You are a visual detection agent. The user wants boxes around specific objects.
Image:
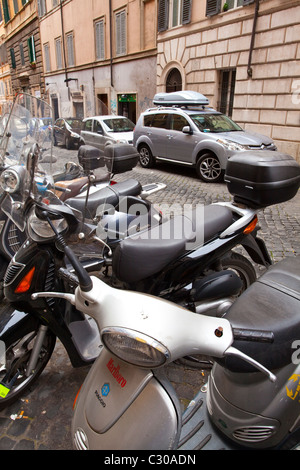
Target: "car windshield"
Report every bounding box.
[66,118,83,129]
[190,113,242,133]
[102,117,134,133]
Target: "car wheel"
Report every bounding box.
[138,144,155,168]
[196,153,222,183]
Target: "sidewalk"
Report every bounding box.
[0,161,299,450]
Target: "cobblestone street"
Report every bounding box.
[0,146,299,450]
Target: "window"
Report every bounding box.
[44,43,51,72]
[13,0,18,14]
[151,113,169,129]
[95,19,105,60]
[66,32,75,67]
[219,69,236,117]
[19,42,25,66]
[206,0,253,16]
[158,0,192,32]
[10,48,16,69]
[170,114,189,131]
[115,9,126,56]
[37,0,47,17]
[84,119,93,132]
[55,37,63,69]
[2,0,10,23]
[27,35,36,64]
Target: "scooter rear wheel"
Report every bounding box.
[220,251,257,294]
[0,323,56,410]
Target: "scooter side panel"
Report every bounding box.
[209,362,300,449]
[72,349,180,450]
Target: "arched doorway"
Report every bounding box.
[166,68,182,92]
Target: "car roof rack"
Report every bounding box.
[153,90,209,108]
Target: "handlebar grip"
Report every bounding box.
[233,328,274,343]
[64,246,93,292]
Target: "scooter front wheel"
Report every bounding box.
[0,324,56,410]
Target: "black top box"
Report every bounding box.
[104,144,139,174]
[78,144,139,175]
[225,151,300,208]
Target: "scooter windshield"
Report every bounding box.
[0,93,54,230]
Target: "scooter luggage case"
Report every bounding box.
[104,144,139,174]
[78,145,105,171]
[225,151,300,208]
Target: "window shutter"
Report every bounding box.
[2,0,10,23]
[182,0,192,24]
[116,10,126,56]
[10,48,16,69]
[206,0,221,17]
[157,0,169,32]
[95,20,105,60]
[27,36,36,63]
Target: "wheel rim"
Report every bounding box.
[199,156,221,181]
[139,147,150,166]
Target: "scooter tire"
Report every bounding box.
[220,251,257,294]
[0,325,56,410]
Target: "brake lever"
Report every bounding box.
[224,346,277,383]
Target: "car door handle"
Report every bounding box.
[166,135,174,139]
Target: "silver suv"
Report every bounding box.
[133,91,277,182]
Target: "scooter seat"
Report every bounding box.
[112,205,233,284]
[222,256,300,373]
[66,179,142,218]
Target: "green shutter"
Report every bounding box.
[10,48,16,69]
[2,0,10,23]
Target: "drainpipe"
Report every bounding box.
[60,0,68,87]
[109,0,114,88]
[247,0,260,78]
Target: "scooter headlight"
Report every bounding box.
[0,169,21,193]
[101,327,170,368]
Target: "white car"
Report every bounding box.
[80,115,134,151]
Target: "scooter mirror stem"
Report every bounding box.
[225,346,277,383]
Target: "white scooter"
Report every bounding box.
[32,239,300,450]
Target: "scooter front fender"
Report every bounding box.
[0,301,39,344]
[72,349,181,450]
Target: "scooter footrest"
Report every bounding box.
[178,388,235,450]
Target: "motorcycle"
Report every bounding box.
[0,93,298,412]
[31,230,300,450]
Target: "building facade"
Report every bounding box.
[39,0,157,121]
[3,0,45,98]
[157,0,300,161]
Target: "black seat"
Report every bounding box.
[112,204,233,283]
[222,256,300,373]
[66,179,142,218]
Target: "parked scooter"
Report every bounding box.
[65,254,300,450]
[0,93,299,413]
[29,222,300,450]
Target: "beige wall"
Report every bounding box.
[157,0,300,162]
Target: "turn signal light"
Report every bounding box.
[243,216,258,234]
[14,267,36,294]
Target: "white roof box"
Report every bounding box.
[153,90,209,107]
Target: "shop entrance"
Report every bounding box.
[118,94,136,123]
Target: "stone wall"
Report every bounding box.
[157,1,300,162]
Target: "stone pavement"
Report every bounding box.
[0,156,299,450]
